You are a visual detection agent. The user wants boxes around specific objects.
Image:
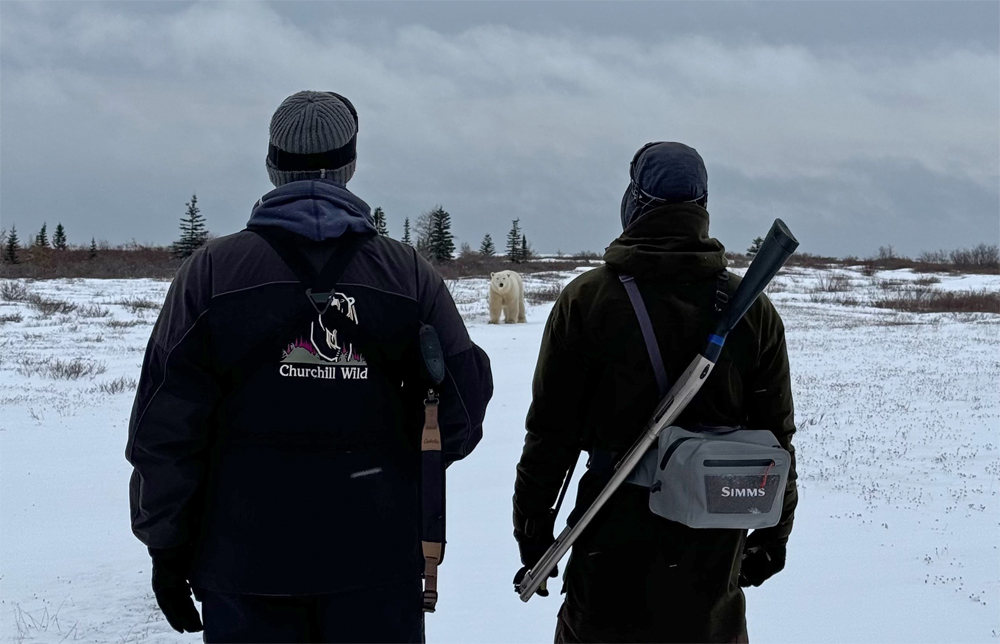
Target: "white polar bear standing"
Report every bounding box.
[489,270,526,324]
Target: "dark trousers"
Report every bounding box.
[554,604,749,644]
[198,579,424,643]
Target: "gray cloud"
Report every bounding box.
[1,1,997,257]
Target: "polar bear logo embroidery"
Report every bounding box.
[280,291,366,365]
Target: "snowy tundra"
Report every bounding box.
[1,266,998,643]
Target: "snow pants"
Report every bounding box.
[197,579,424,643]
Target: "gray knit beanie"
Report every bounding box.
[266,91,358,187]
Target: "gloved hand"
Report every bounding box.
[738,530,786,588]
[513,510,558,596]
[149,545,203,633]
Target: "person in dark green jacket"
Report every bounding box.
[513,142,797,643]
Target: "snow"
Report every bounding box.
[1,266,998,643]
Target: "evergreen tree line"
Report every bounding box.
[370,205,533,265]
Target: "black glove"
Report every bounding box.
[513,510,558,596]
[738,531,786,588]
[149,545,203,633]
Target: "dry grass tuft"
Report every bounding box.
[92,376,138,395]
[0,281,31,302]
[0,312,24,324]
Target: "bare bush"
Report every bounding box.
[873,289,1000,314]
[77,303,111,318]
[526,284,563,304]
[809,293,860,307]
[116,296,160,314]
[917,250,949,264]
[950,244,1000,269]
[26,295,77,315]
[17,356,107,380]
[914,276,941,286]
[92,376,138,395]
[860,261,877,277]
[812,273,852,292]
[0,312,24,324]
[0,281,31,301]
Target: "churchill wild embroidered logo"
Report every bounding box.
[279,291,369,380]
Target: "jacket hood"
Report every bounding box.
[604,203,727,280]
[247,179,374,241]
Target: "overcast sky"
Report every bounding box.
[2,1,997,257]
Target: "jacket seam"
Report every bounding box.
[212,281,301,300]
[127,309,210,462]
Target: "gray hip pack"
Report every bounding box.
[617,274,790,530]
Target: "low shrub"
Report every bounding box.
[26,295,77,315]
[116,297,160,314]
[526,284,563,304]
[17,356,108,380]
[0,312,24,324]
[812,274,852,292]
[106,319,145,329]
[0,281,30,302]
[77,303,112,318]
[92,376,138,395]
[872,289,1000,314]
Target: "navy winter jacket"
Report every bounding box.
[126,180,493,594]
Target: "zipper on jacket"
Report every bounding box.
[702,458,775,468]
[659,437,696,470]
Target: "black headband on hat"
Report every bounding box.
[267,91,359,172]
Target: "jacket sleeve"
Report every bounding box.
[745,297,797,545]
[513,296,587,531]
[126,249,219,549]
[415,254,493,466]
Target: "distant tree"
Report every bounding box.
[3,225,20,264]
[480,233,496,257]
[35,222,49,249]
[89,237,98,260]
[747,236,764,257]
[173,194,208,258]
[521,234,532,261]
[373,207,389,236]
[459,242,475,258]
[415,210,435,258]
[401,217,412,245]
[506,219,523,263]
[427,206,455,263]
[53,223,68,250]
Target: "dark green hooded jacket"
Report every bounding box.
[514,204,797,643]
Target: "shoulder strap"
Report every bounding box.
[618,274,669,397]
[248,226,375,293]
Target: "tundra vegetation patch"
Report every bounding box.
[0,266,998,643]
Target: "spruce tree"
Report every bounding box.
[3,225,20,264]
[521,234,530,262]
[401,217,412,245]
[53,223,68,250]
[428,206,455,263]
[747,236,764,258]
[35,223,49,248]
[174,194,208,258]
[506,219,522,263]
[373,207,389,236]
[89,237,98,260]
[480,233,496,257]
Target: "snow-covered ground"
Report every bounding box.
[1,266,998,643]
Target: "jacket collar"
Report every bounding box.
[247,179,375,241]
[603,203,727,280]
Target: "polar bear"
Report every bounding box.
[489,270,526,324]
